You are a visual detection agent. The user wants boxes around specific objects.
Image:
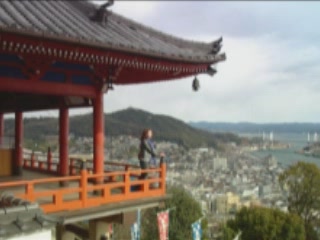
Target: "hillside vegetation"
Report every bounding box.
[5,108,242,149]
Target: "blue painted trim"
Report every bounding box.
[0,65,26,79]
[41,71,66,83]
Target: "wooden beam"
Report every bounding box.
[99,214,122,224]
[0,77,97,97]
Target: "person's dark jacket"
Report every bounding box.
[138,139,156,161]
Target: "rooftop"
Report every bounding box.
[0,194,58,238]
[0,0,225,64]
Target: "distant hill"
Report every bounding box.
[4,108,242,149]
[189,122,320,134]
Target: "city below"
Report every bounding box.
[22,128,319,238]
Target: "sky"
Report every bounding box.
[34,1,320,123]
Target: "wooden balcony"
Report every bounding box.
[0,153,167,219]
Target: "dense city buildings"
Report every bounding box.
[22,133,288,239]
[34,134,286,219]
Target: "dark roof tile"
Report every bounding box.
[0,194,59,238]
[0,0,225,64]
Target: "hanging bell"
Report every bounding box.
[192,76,200,91]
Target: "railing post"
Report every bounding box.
[47,147,52,172]
[143,177,148,193]
[80,163,88,208]
[31,152,35,169]
[160,158,166,195]
[25,182,34,202]
[124,171,130,195]
[140,167,148,193]
[39,161,43,170]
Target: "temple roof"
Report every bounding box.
[0,0,225,64]
[0,194,59,238]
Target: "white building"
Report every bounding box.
[212,157,227,171]
[241,186,259,198]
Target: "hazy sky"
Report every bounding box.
[36,2,320,123]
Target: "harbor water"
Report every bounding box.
[239,132,320,167]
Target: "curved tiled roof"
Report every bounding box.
[0,0,225,64]
[0,194,59,238]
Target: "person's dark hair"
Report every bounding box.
[140,128,151,141]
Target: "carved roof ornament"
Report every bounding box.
[90,0,114,25]
[211,37,223,55]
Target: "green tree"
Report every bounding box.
[279,161,320,240]
[141,185,207,240]
[221,207,305,240]
[218,225,236,240]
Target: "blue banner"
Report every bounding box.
[137,209,141,240]
[191,221,202,240]
[131,222,139,240]
[131,209,141,240]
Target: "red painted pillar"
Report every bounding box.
[0,113,4,146]
[47,147,52,172]
[59,107,69,177]
[93,91,105,179]
[14,112,23,175]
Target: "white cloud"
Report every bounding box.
[102,31,320,123]
[111,1,161,22]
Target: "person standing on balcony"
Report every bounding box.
[148,139,157,167]
[138,129,164,179]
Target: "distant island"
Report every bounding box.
[296,142,320,158]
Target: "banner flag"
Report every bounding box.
[191,221,202,240]
[131,209,141,240]
[131,222,139,240]
[137,209,141,240]
[157,210,169,240]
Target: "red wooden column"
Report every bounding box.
[59,107,69,177]
[14,112,23,176]
[0,113,4,145]
[93,91,105,179]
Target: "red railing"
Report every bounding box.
[23,150,59,174]
[23,151,142,177]
[0,164,166,214]
[69,158,140,175]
